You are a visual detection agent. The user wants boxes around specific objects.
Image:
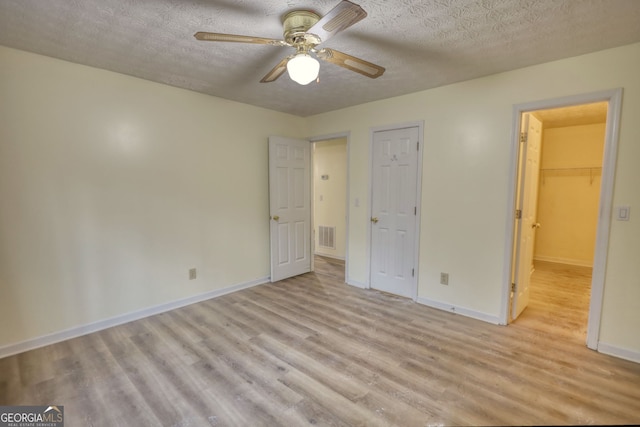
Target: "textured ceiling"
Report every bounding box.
[1,0,640,117]
[534,102,608,129]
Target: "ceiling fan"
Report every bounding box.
[194,0,385,85]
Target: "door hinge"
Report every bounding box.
[515,209,522,219]
[414,206,417,215]
[520,132,528,143]
[412,268,415,277]
[416,141,419,151]
[511,282,516,292]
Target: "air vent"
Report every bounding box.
[318,226,336,249]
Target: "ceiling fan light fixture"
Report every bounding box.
[286,53,320,85]
[195,1,385,84]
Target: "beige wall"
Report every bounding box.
[307,42,640,356]
[534,124,606,266]
[313,138,347,259]
[0,46,307,348]
[2,41,640,359]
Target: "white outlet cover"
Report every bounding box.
[616,206,631,221]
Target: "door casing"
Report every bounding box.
[501,88,623,350]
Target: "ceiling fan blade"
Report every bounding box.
[194,32,287,46]
[307,0,367,44]
[316,48,385,79]
[260,56,292,83]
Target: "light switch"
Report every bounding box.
[616,206,630,221]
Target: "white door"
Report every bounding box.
[269,136,311,282]
[511,113,543,320]
[370,126,420,298]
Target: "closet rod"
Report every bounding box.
[540,166,602,171]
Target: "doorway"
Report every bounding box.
[504,89,623,350]
[312,137,348,280]
[512,103,607,338]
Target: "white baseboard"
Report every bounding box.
[0,276,269,359]
[534,255,593,268]
[416,297,503,325]
[597,342,640,364]
[314,252,346,261]
[346,278,368,289]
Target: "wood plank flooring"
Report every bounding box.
[1,257,639,426]
[517,260,593,342]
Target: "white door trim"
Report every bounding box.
[500,88,623,350]
[309,131,351,281]
[368,121,424,300]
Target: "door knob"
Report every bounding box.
[532,222,540,229]
[271,215,280,221]
[371,217,379,224]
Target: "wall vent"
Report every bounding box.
[318,226,336,249]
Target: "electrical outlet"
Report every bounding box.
[440,272,449,285]
[189,268,197,280]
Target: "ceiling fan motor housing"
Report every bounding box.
[282,10,321,46]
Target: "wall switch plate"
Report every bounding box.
[440,272,449,285]
[616,206,630,221]
[189,268,197,280]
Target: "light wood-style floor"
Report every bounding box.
[1,257,640,426]
[517,260,593,342]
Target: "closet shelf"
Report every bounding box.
[540,167,602,185]
[540,166,602,172]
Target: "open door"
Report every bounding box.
[268,136,311,282]
[511,113,543,320]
